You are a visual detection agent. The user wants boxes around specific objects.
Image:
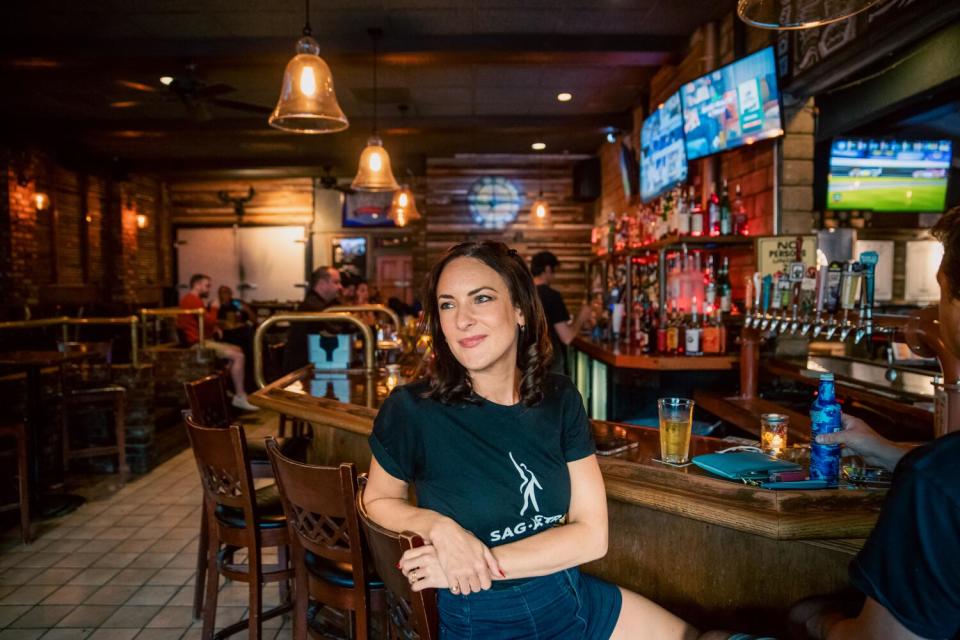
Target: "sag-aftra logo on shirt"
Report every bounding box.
[488,452,566,543]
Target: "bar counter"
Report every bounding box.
[251,366,885,634]
[571,336,739,370]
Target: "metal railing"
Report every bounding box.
[252,312,375,388]
[0,316,141,368]
[325,304,401,332]
[139,307,205,350]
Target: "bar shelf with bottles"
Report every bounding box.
[584,180,753,368]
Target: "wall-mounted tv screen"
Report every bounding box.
[640,91,688,202]
[681,46,783,160]
[827,138,952,212]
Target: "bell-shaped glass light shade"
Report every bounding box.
[529,197,552,228]
[352,136,401,192]
[269,36,349,134]
[737,0,882,29]
[389,186,421,227]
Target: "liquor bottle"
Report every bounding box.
[646,304,658,354]
[701,305,719,354]
[685,298,702,356]
[666,301,680,355]
[717,307,727,354]
[656,304,668,354]
[719,179,732,236]
[810,373,842,483]
[708,182,720,237]
[676,187,691,236]
[733,183,748,236]
[606,212,616,254]
[704,255,717,309]
[631,295,643,346]
[663,189,675,238]
[689,186,704,236]
[718,256,732,313]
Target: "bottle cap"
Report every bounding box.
[820,373,835,381]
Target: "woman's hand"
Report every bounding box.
[398,545,449,592]
[422,517,503,595]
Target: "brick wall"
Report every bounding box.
[0,148,172,314]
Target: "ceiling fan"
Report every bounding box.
[319,165,356,194]
[115,63,271,122]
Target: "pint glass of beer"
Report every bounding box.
[657,398,694,464]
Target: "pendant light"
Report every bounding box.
[737,0,882,30]
[529,152,552,228]
[352,28,400,192]
[389,104,421,227]
[268,0,348,133]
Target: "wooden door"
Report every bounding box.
[376,255,414,305]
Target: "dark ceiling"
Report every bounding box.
[0,0,734,177]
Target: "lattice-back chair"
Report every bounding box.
[265,438,384,640]
[356,475,438,640]
[183,373,309,619]
[184,415,292,640]
[58,340,127,485]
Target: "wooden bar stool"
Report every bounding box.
[356,476,438,640]
[184,373,307,619]
[0,422,30,544]
[59,341,127,485]
[265,439,385,640]
[184,414,293,640]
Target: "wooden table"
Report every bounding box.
[0,351,93,516]
[251,370,887,634]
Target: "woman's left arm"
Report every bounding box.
[489,455,608,580]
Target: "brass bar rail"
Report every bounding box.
[0,316,141,368]
[326,304,402,332]
[252,312,375,389]
[139,307,205,350]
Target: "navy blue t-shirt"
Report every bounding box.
[850,431,960,639]
[369,374,595,548]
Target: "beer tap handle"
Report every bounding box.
[761,274,772,331]
[751,272,762,328]
[859,251,879,339]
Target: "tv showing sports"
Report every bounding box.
[641,91,688,202]
[681,47,783,160]
[827,138,952,212]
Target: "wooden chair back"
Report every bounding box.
[184,373,231,428]
[264,438,364,572]
[184,413,256,522]
[355,475,438,640]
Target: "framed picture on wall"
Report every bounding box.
[331,236,368,279]
[342,190,395,227]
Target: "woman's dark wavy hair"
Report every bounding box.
[421,241,553,406]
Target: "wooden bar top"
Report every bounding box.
[251,368,885,542]
[572,336,739,371]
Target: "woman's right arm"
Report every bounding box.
[364,456,503,595]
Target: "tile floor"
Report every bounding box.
[0,413,293,640]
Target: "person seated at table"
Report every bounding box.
[215,285,254,327]
[354,277,378,326]
[364,241,697,640]
[790,208,960,640]
[282,266,344,374]
[178,274,258,411]
[340,271,359,305]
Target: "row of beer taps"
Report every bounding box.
[744,240,883,344]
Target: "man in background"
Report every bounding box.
[790,208,960,640]
[178,274,258,411]
[282,266,343,374]
[530,251,592,374]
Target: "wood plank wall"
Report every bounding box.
[167,177,313,227]
[423,155,595,313]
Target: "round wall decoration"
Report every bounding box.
[466,176,521,229]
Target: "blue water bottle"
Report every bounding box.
[810,373,842,482]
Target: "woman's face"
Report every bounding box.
[356,282,369,304]
[436,257,523,375]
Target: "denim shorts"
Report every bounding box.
[437,568,623,639]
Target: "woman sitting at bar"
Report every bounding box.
[364,241,696,639]
[354,278,378,327]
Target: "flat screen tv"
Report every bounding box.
[827,138,952,212]
[641,91,688,202]
[681,46,783,161]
